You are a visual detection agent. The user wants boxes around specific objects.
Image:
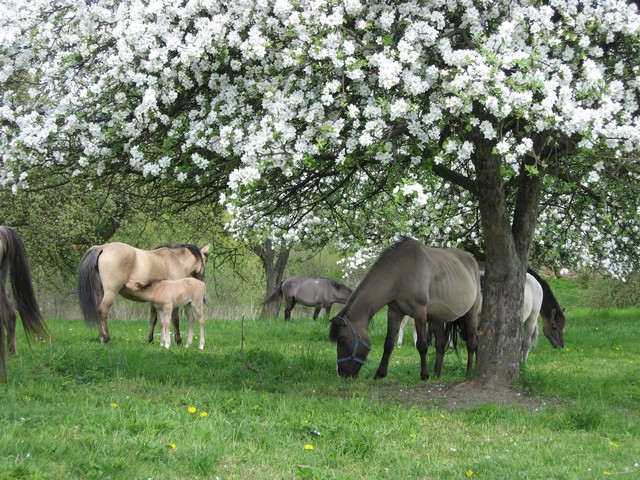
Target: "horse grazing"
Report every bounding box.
[265,276,352,321]
[125,278,209,349]
[0,226,49,378]
[329,237,481,380]
[526,268,565,348]
[77,242,209,344]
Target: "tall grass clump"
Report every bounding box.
[578,273,640,309]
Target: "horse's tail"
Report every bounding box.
[77,246,102,326]
[0,280,13,379]
[263,282,283,305]
[532,323,539,347]
[5,228,48,340]
[203,293,211,306]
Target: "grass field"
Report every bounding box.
[1,300,639,479]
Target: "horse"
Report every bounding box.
[329,237,481,380]
[125,278,209,349]
[0,226,49,378]
[526,268,566,348]
[265,276,353,321]
[77,242,209,344]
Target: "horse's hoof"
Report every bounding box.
[373,371,386,380]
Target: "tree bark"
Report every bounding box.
[472,146,542,388]
[251,239,290,318]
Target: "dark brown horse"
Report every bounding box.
[329,237,481,380]
[77,242,209,343]
[265,276,353,321]
[0,226,48,379]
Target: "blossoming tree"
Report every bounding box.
[1,0,639,386]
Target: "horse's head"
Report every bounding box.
[191,245,210,281]
[543,307,566,348]
[329,313,370,379]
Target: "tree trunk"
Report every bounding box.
[472,146,542,388]
[251,239,290,318]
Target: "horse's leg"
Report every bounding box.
[197,303,205,350]
[159,308,171,349]
[374,305,405,379]
[462,305,479,376]
[521,315,537,364]
[171,307,182,345]
[431,323,447,378]
[324,304,332,320]
[5,307,16,355]
[284,297,296,322]
[147,305,157,343]
[397,316,408,347]
[413,307,430,381]
[312,306,321,321]
[412,319,418,347]
[97,292,117,344]
[185,305,194,349]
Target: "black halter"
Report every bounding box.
[335,315,370,366]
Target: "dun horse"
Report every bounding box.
[329,237,481,380]
[0,226,48,378]
[77,242,209,343]
[265,277,352,321]
[125,278,209,350]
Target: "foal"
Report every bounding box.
[125,278,209,349]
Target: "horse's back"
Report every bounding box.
[283,276,335,306]
[523,273,543,322]
[375,239,480,321]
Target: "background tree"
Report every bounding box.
[1,1,639,387]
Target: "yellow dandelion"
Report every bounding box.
[304,444,314,451]
[610,441,619,448]
[188,406,197,414]
[200,411,208,418]
[466,470,474,477]
[440,414,446,420]
[110,403,119,408]
[603,471,612,477]
[169,443,176,449]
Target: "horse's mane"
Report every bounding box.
[527,267,563,313]
[155,243,205,262]
[324,277,352,292]
[370,236,415,270]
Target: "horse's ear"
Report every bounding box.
[201,245,210,258]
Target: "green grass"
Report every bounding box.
[1,303,639,479]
